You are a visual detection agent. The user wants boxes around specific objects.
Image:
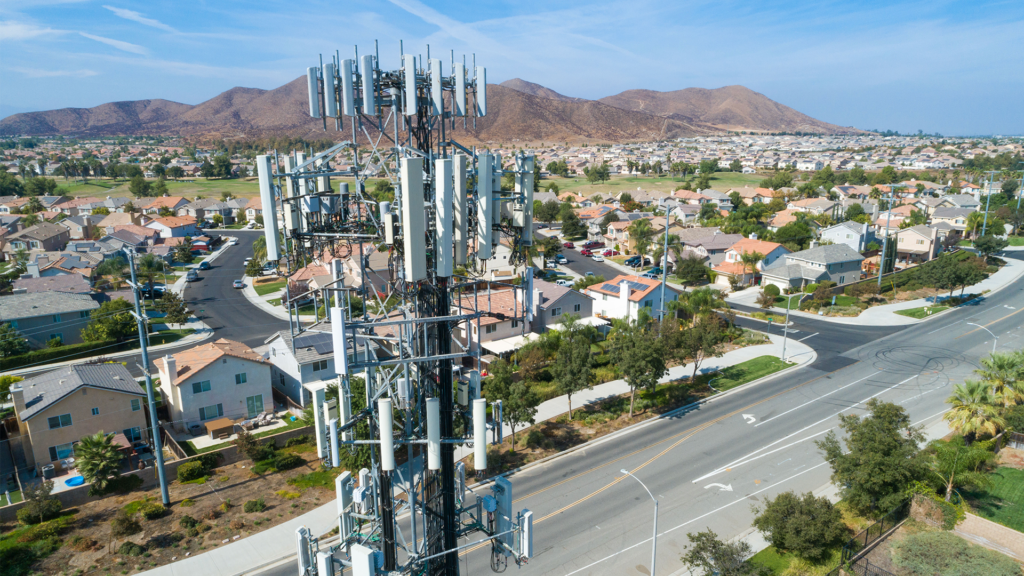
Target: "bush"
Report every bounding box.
[1004,404,1024,433]
[110,510,142,539]
[178,515,199,529]
[185,526,200,538]
[90,473,143,496]
[220,500,232,513]
[249,442,277,463]
[804,283,818,294]
[762,284,780,297]
[285,435,313,447]
[67,535,99,551]
[117,542,146,557]
[230,519,245,530]
[523,429,545,448]
[201,509,219,521]
[179,498,196,507]
[194,452,223,470]
[176,461,207,482]
[16,498,62,525]
[272,453,303,471]
[244,498,267,513]
[891,530,1021,576]
[751,491,846,562]
[139,502,167,520]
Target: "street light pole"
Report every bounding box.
[877,186,904,288]
[780,293,797,362]
[1015,161,1024,211]
[658,206,673,321]
[621,469,658,576]
[981,171,1000,237]
[967,322,998,354]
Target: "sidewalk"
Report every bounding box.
[453,333,815,461]
[725,251,1024,327]
[241,276,317,323]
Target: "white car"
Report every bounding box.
[555,279,574,287]
[228,239,238,246]
[591,255,605,262]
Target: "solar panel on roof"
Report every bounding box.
[294,332,333,355]
[600,283,619,293]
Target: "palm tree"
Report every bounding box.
[670,286,728,324]
[966,212,985,240]
[739,250,764,286]
[944,380,1005,442]
[138,254,166,304]
[929,435,992,502]
[627,218,655,260]
[76,432,124,491]
[975,351,1024,407]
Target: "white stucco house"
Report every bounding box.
[585,275,680,322]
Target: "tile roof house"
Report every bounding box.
[155,338,273,432]
[712,238,790,288]
[761,243,865,290]
[141,196,190,214]
[244,196,263,221]
[585,274,680,322]
[25,250,103,280]
[145,215,200,238]
[9,363,148,475]
[98,212,147,229]
[0,291,100,348]
[943,194,981,211]
[12,273,92,295]
[894,225,940,264]
[2,222,71,256]
[930,207,974,231]
[263,325,380,406]
[529,278,595,334]
[57,214,102,240]
[54,197,102,216]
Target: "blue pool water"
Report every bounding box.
[65,476,85,487]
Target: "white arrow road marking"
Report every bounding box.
[742,414,756,424]
[703,483,733,491]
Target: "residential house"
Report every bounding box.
[0,291,100,347]
[894,225,940,264]
[58,214,101,240]
[683,232,744,265]
[53,197,102,216]
[733,187,775,205]
[0,196,29,214]
[12,274,92,295]
[79,197,134,214]
[97,212,146,229]
[244,197,263,222]
[787,198,839,217]
[452,289,532,361]
[930,207,973,232]
[155,338,273,433]
[914,196,956,217]
[0,214,23,235]
[262,326,376,407]
[585,275,680,322]
[2,222,71,256]
[712,238,790,287]
[796,159,825,171]
[141,196,190,215]
[760,243,865,290]
[944,194,981,211]
[699,189,735,212]
[820,221,874,252]
[672,190,713,205]
[24,251,103,280]
[8,364,149,475]
[145,216,200,238]
[529,278,595,333]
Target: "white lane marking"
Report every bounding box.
[797,332,819,342]
[563,462,831,576]
[756,371,880,427]
[742,414,756,424]
[694,374,916,483]
[927,323,958,335]
[703,483,733,492]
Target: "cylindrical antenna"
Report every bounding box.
[473,398,487,470]
[379,398,395,471]
[426,397,440,470]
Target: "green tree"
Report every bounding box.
[681,528,766,576]
[0,322,30,358]
[611,321,667,417]
[152,176,168,197]
[0,171,24,196]
[199,159,215,178]
[213,155,233,178]
[129,175,151,198]
[751,491,846,562]
[536,199,561,223]
[92,206,111,216]
[81,299,137,343]
[848,167,868,185]
[22,479,61,525]
[756,290,775,309]
[561,209,587,238]
[76,431,123,492]
[944,380,1005,441]
[680,315,724,381]
[166,166,185,180]
[157,290,191,324]
[928,435,992,502]
[974,234,1009,258]
[845,203,866,220]
[485,359,540,452]
[572,274,604,291]
[675,253,708,285]
[974,351,1024,407]
[537,235,562,261]
[0,374,23,404]
[628,218,655,257]
[699,202,719,221]
[599,211,620,234]
[212,214,224,226]
[20,214,40,227]
[816,399,927,515]
[552,316,594,420]
[174,237,195,264]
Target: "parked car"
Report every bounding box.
[624,256,641,266]
[198,261,211,270]
[641,272,660,280]
[563,242,575,249]
[228,239,238,246]
[140,285,165,298]
[243,257,253,266]
[546,259,558,268]
[649,267,663,276]
[233,279,245,289]
[185,270,199,282]
[555,279,574,287]
[556,255,568,264]
[591,255,605,262]
[583,241,605,249]
[585,271,595,277]
[602,249,620,257]
[580,249,593,256]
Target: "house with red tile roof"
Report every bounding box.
[712,238,790,287]
[140,196,190,214]
[585,274,680,322]
[145,215,200,238]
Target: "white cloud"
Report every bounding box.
[102,5,177,33]
[0,20,58,40]
[11,67,98,78]
[79,32,148,55]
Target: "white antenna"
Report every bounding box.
[454,63,467,117]
[341,59,356,116]
[403,54,417,115]
[475,66,487,116]
[323,62,338,117]
[307,67,321,118]
[429,58,443,116]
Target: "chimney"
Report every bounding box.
[161,354,176,388]
[532,288,541,317]
[810,240,820,249]
[750,232,758,240]
[10,383,26,420]
[619,279,630,308]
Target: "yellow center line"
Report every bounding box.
[458,363,852,557]
[957,306,1024,339]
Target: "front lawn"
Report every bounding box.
[774,295,804,309]
[963,467,1024,532]
[184,416,308,456]
[254,279,286,296]
[895,305,949,319]
[702,355,793,392]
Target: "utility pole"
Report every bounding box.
[1016,162,1024,211]
[658,206,673,321]
[127,248,170,506]
[981,170,1000,237]
[876,186,901,287]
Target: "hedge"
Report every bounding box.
[1,339,119,370]
[762,284,780,297]
[176,461,206,482]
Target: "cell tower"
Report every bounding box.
[257,41,535,576]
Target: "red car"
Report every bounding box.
[563,242,575,249]
[584,241,605,249]
[603,249,620,257]
[580,249,593,256]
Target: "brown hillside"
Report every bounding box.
[599,85,863,134]
[499,78,584,103]
[0,99,194,136]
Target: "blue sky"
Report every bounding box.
[2,0,1022,135]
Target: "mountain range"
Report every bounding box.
[0,77,862,143]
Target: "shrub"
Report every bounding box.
[185,526,200,538]
[230,519,245,530]
[178,515,199,529]
[177,461,207,482]
[891,530,1021,576]
[179,498,196,508]
[752,491,846,562]
[139,502,167,520]
[762,284,780,297]
[16,498,62,525]
[275,490,300,500]
[67,535,99,551]
[804,283,818,294]
[117,542,146,557]
[147,532,184,548]
[194,452,223,470]
[90,473,144,496]
[220,500,232,513]
[201,509,219,521]
[523,429,545,448]
[244,498,267,513]
[110,510,142,539]
[285,435,313,447]
[272,453,303,471]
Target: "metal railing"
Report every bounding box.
[824,498,911,576]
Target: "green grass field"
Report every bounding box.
[964,467,1024,532]
[45,175,393,201]
[703,355,794,392]
[184,417,308,456]
[748,545,842,575]
[540,171,763,197]
[895,305,949,319]
[254,279,287,296]
[774,294,804,309]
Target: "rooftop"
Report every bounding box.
[0,291,99,321]
[16,363,144,421]
[156,338,266,384]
